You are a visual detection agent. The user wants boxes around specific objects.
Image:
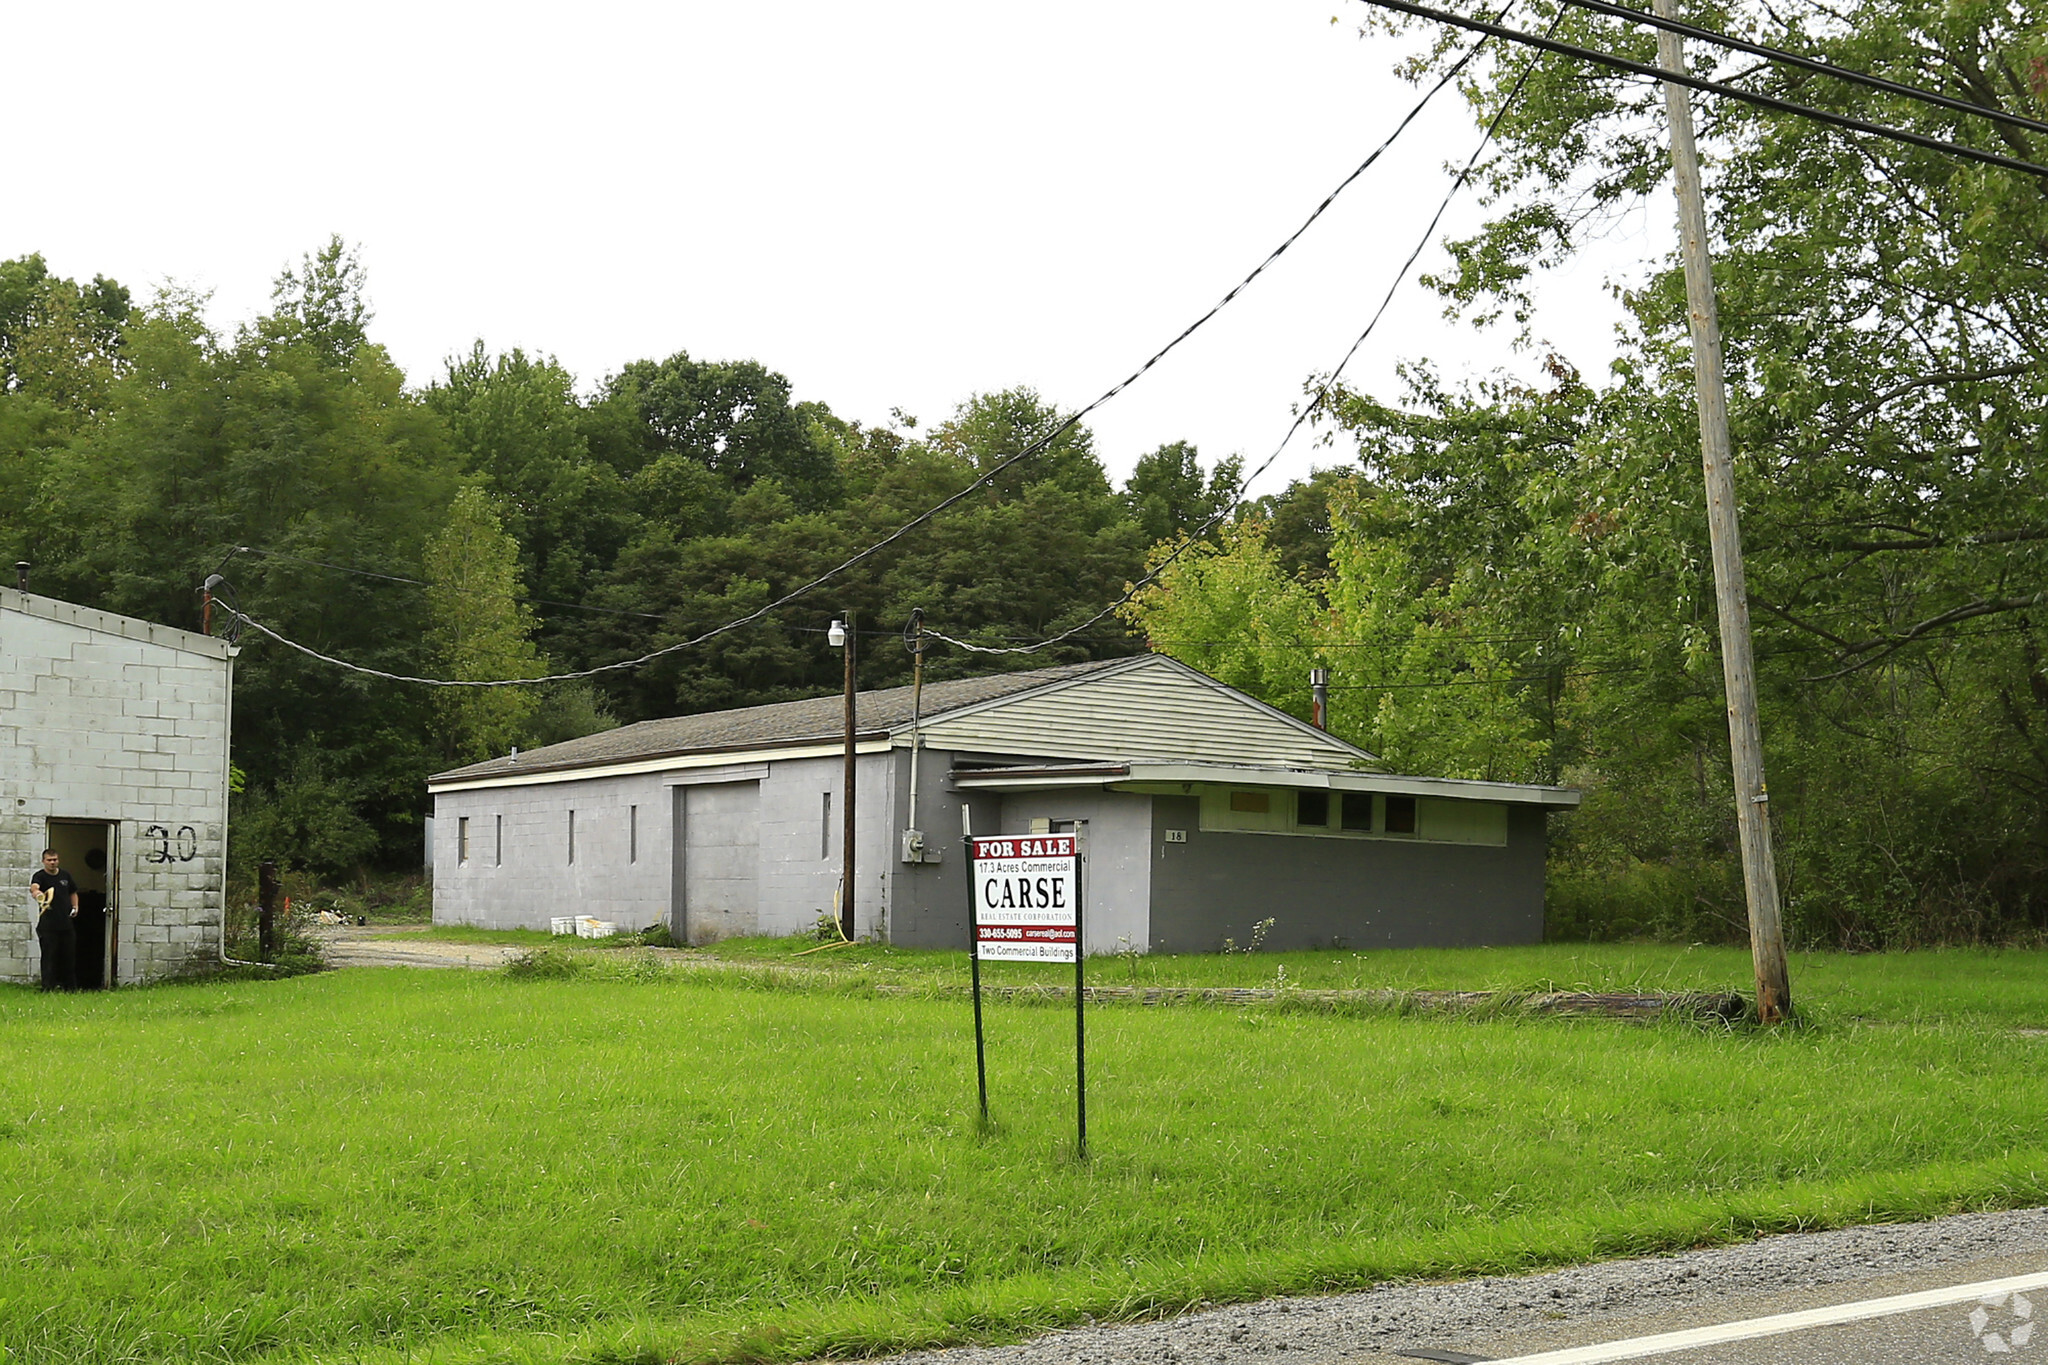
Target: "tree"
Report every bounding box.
[1121,519,1323,723]
[1122,441,1243,546]
[423,485,546,763]
[427,343,636,618]
[605,351,843,510]
[1293,0,2048,942]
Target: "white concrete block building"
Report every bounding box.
[2,588,236,986]
[429,655,1579,953]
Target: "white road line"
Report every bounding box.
[1484,1268,2048,1364]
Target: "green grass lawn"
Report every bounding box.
[13,952,2047,1364]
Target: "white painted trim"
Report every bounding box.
[662,764,770,787]
[1486,1269,2048,1363]
[429,740,892,793]
[952,762,1580,807]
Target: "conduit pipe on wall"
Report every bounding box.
[214,648,277,971]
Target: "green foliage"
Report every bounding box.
[5,965,2048,1362]
[230,755,382,882]
[1131,0,2048,946]
[4,243,1185,872]
[423,484,545,763]
[1121,440,1242,545]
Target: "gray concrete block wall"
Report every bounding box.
[993,789,1153,956]
[432,774,674,931]
[3,592,233,985]
[752,753,891,941]
[1145,796,1548,952]
[885,746,1016,950]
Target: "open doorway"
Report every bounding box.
[45,819,116,989]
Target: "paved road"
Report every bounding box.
[881,1209,2048,1365]
[1461,1254,2045,1362]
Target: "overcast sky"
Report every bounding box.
[10,1,1664,493]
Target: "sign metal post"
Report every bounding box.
[963,808,989,1126]
[965,826,1087,1157]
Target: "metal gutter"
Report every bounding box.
[948,760,1581,807]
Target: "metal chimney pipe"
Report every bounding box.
[1310,667,1330,730]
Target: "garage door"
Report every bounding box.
[680,782,760,944]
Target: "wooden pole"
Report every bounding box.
[1654,0,1792,1023]
[840,612,858,942]
[258,859,279,963]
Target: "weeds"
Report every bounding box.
[4,967,2048,1365]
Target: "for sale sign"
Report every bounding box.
[969,834,1078,962]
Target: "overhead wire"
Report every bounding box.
[1550,0,2048,138]
[924,11,1558,658]
[210,25,1506,689]
[1352,0,2048,180]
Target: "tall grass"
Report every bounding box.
[8,963,2045,1364]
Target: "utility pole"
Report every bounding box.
[832,612,858,941]
[1654,0,1792,1023]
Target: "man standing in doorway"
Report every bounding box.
[30,849,79,992]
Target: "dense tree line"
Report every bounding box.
[1128,0,2048,947]
[0,241,1233,879]
[9,0,2042,951]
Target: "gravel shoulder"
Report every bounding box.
[876,1207,2048,1363]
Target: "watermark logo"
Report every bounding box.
[1970,1290,2035,1354]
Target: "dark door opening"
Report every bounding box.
[45,819,116,989]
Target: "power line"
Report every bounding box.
[926,14,1559,659]
[1354,0,2048,180]
[1553,0,2048,139]
[211,32,1502,689]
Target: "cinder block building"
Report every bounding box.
[428,654,1579,952]
[2,588,236,986]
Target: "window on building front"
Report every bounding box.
[568,809,577,863]
[629,805,638,864]
[495,814,503,866]
[1385,795,1418,835]
[458,817,470,865]
[821,791,832,859]
[1341,792,1374,832]
[1296,791,1330,828]
[1229,790,1270,814]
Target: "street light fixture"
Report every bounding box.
[829,614,856,941]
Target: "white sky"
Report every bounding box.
[9,1,1665,493]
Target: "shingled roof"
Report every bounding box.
[429,656,1136,785]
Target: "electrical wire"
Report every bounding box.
[208,28,1503,689]
[924,13,1558,659]
[1551,0,2048,138]
[1354,0,2048,180]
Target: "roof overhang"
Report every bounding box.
[947,760,1581,807]
[430,733,894,793]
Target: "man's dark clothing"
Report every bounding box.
[31,869,78,992]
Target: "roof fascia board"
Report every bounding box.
[430,738,893,793]
[949,761,1579,806]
